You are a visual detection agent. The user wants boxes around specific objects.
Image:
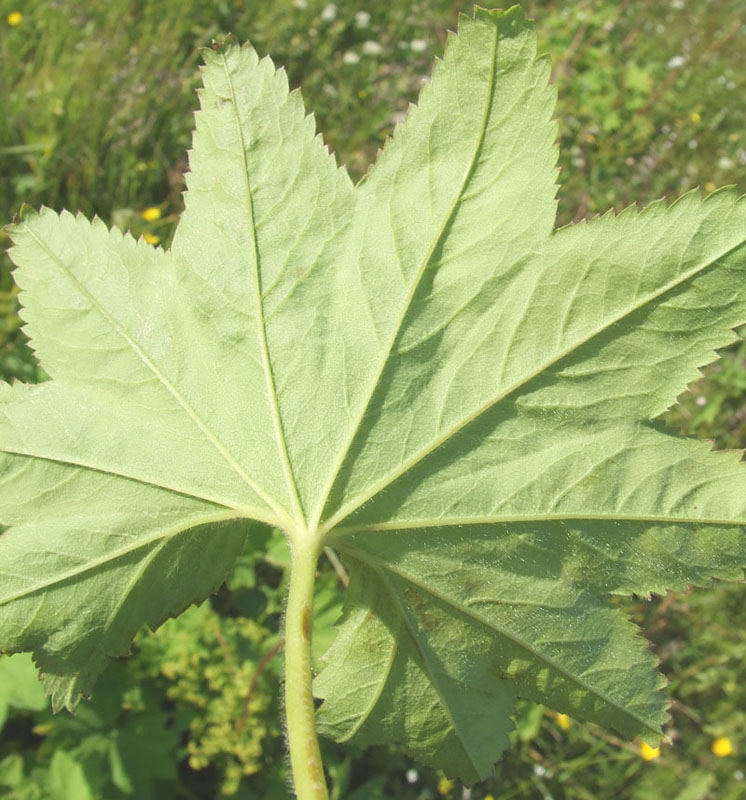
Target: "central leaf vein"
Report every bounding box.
[19,221,288,527]
[323,233,746,532]
[345,546,660,735]
[311,23,501,530]
[0,510,239,607]
[332,512,746,537]
[0,445,273,522]
[220,51,306,530]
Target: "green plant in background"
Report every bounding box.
[2,6,746,798]
[665,332,746,449]
[0,0,447,384]
[0,529,296,800]
[135,604,278,796]
[535,0,746,227]
[0,651,183,800]
[3,0,746,418]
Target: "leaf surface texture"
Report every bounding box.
[2,7,746,782]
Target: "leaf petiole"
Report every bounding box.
[284,532,329,800]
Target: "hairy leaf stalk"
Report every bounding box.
[285,534,328,800]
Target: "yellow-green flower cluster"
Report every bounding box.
[137,604,279,796]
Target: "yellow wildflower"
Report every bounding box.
[437,775,454,795]
[704,181,716,194]
[32,722,52,736]
[7,11,22,25]
[689,111,701,124]
[712,737,733,757]
[485,796,495,800]
[142,206,162,222]
[639,741,660,761]
[143,233,160,245]
[555,713,571,731]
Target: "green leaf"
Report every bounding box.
[2,4,746,785]
[46,751,94,800]
[0,754,26,791]
[108,712,180,797]
[0,653,47,731]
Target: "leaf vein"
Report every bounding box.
[19,219,286,524]
[219,50,306,528]
[312,22,501,529]
[347,546,660,735]
[323,230,746,532]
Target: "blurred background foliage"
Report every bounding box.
[1,0,745,798]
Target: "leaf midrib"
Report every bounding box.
[375,563,487,779]
[0,510,239,607]
[310,22,501,531]
[345,545,663,736]
[219,50,306,530]
[0,444,273,523]
[20,220,291,528]
[99,536,169,643]
[332,511,746,537]
[323,230,746,533]
[330,604,401,743]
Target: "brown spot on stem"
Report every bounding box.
[301,602,311,641]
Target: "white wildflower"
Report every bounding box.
[342,50,360,65]
[355,10,370,28]
[362,40,383,56]
[320,3,336,22]
[409,38,428,53]
[666,55,686,69]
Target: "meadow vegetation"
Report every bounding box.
[1,1,745,797]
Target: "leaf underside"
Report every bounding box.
[3,5,746,784]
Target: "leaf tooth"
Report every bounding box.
[666,185,704,210]
[702,183,739,200]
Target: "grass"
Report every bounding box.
[1,1,745,798]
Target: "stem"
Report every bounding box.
[323,546,349,588]
[285,535,329,800]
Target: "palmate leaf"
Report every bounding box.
[2,4,746,785]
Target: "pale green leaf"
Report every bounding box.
[0,653,47,713]
[2,5,746,785]
[46,750,94,800]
